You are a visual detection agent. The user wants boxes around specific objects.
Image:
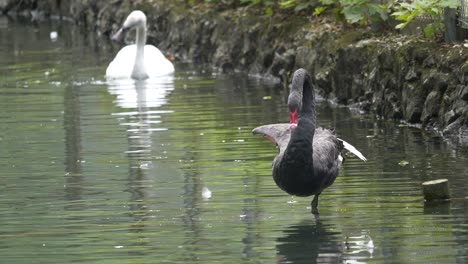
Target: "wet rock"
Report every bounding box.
[268,47,296,81]
[422,91,441,124]
[404,67,419,82]
[295,47,316,70]
[377,48,395,71]
[413,46,430,65]
[443,118,468,145]
[0,0,8,10]
[460,85,468,101]
[332,47,367,104]
[402,83,426,123]
[423,55,435,68]
[438,78,448,93]
[444,110,459,125]
[0,0,24,14]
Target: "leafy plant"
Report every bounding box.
[280,0,317,13]
[240,0,275,6]
[195,0,462,40]
[391,0,460,38]
[314,0,389,25]
[239,0,277,15]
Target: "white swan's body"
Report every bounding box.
[106,10,174,80]
[106,45,174,79]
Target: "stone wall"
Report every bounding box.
[1,0,467,145]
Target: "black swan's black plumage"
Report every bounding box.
[253,69,366,214]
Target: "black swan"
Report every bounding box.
[252,68,366,214]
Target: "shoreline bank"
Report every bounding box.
[1,0,467,145]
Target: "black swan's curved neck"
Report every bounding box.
[289,69,316,133]
[279,68,317,179]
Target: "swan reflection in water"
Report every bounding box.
[276,219,343,263]
[107,77,175,222]
[276,218,374,263]
[107,76,174,166]
[107,76,174,109]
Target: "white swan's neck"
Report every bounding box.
[131,24,148,80]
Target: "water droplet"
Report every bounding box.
[398,160,409,167]
[202,187,212,200]
[50,31,58,41]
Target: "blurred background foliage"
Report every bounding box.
[181,0,461,39]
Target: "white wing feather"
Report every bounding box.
[338,138,367,162]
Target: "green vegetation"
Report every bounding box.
[391,0,460,38]
[186,0,461,39]
[314,0,390,25]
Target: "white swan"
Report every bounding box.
[106,10,175,80]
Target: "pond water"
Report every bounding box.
[0,17,467,264]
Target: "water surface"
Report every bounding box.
[0,17,467,263]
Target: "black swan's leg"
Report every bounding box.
[311,193,320,214]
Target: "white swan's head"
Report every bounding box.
[112,10,147,42]
[122,10,146,29]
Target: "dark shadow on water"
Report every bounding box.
[63,82,83,208]
[276,217,343,264]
